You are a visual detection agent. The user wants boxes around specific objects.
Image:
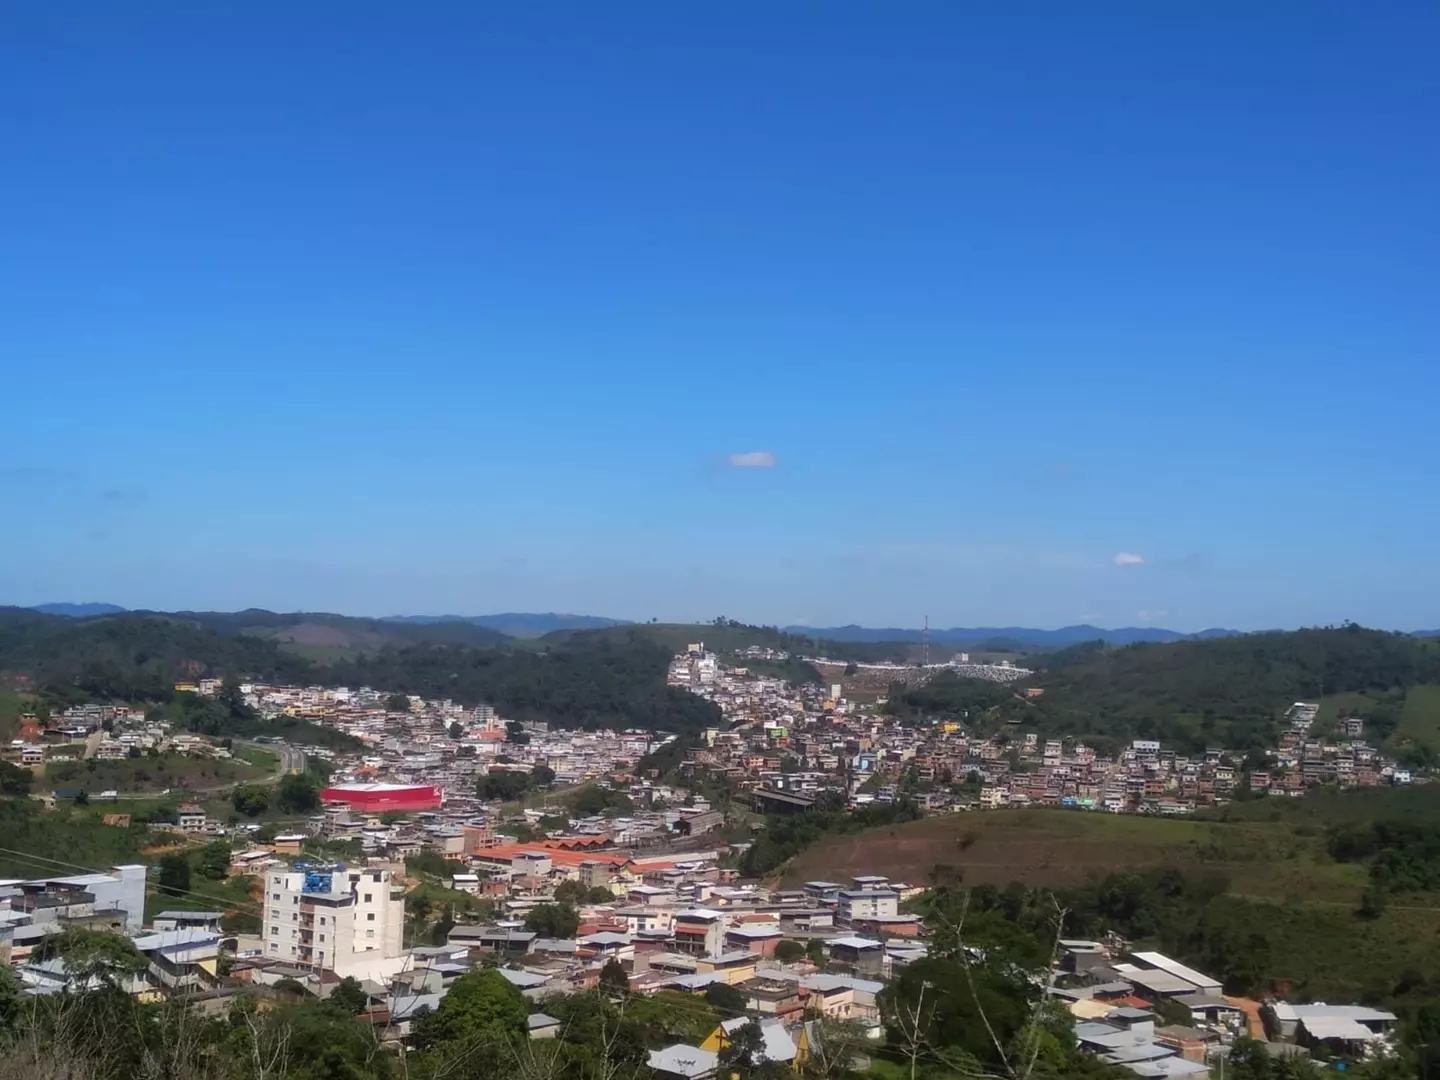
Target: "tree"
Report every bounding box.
[231,783,270,817]
[532,764,556,786]
[277,772,320,814]
[197,841,231,881]
[524,902,580,938]
[774,939,806,964]
[719,1019,767,1075]
[705,981,747,1014]
[329,975,369,1015]
[477,770,530,802]
[447,721,463,740]
[599,958,630,996]
[36,928,149,988]
[553,879,585,905]
[806,938,828,967]
[0,966,21,1042]
[386,693,411,713]
[158,852,191,896]
[416,968,527,1046]
[506,721,531,745]
[0,762,32,797]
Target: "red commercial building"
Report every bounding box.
[319,783,443,812]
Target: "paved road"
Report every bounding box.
[232,739,306,789]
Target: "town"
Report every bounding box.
[0,643,1414,1078]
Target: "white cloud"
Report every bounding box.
[728,451,776,469]
[1112,552,1146,567]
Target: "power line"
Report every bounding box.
[0,843,269,918]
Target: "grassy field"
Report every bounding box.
[779,809,1368,901]
[1394,683,1440,753]
[779,805,1440,1002]
[233,744,280,771]
[44,752,270,794]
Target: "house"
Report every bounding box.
[725,924,783,958]
[672,909,725,958]
[176,805,207,832]
[824,936,886,976]
[836,890,897,924]
[131,928,222,993]
[735,975,804,1020]
[700,1018,797,1066]
[153,910,225,934]
[803,881,841,904]
[450,873,481,895]
[1266,1003,1396,1045]
[527,1012,562,1040]
[648,1045,718,1080]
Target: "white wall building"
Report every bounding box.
[263,864,405,972]
[837,889,899,922]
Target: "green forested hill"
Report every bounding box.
[546,620,917,663]
[889,625,1440,753]
[0,608,315,701]
[0,608,721,736]
[324,629,723,733]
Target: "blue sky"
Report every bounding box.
[2,2,1438,631]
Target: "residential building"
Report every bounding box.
[262,864,405,973]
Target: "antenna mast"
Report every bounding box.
[923,615,930,668]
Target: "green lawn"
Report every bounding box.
[44,753,269,794]
[1393,683,1440,754]
[234,745,280,770]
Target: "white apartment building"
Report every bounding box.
[263,864,405,972]
[837,889,899,923]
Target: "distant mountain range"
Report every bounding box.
[30,602,128,618]
[784,623,1247,649]
[25,604,1439,649]
[379,613,632,638]
[26,604,629,640]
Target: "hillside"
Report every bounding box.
[0,608,720,737]
[781,801,1440,1004]
[29,602,127,617]
[0,608,315,701]
[790,622,1246,649]
[170,609,512,655]
[548,621,918,664]
[382,612,630,637]
[888,624,1440,753]
[324,629,723,734]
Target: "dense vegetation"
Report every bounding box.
[0,609,723,738]
[0,608,313,703]
[548,619,919,664]
[888,624,1440,754]
[739,796,924,876]
[908,873,1427,1077]
[327,630,723,735]
[0,799,151,878]
[171,608,513,650]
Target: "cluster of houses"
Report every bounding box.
[669,648,1413,817]
[1055,942,1397,1072]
